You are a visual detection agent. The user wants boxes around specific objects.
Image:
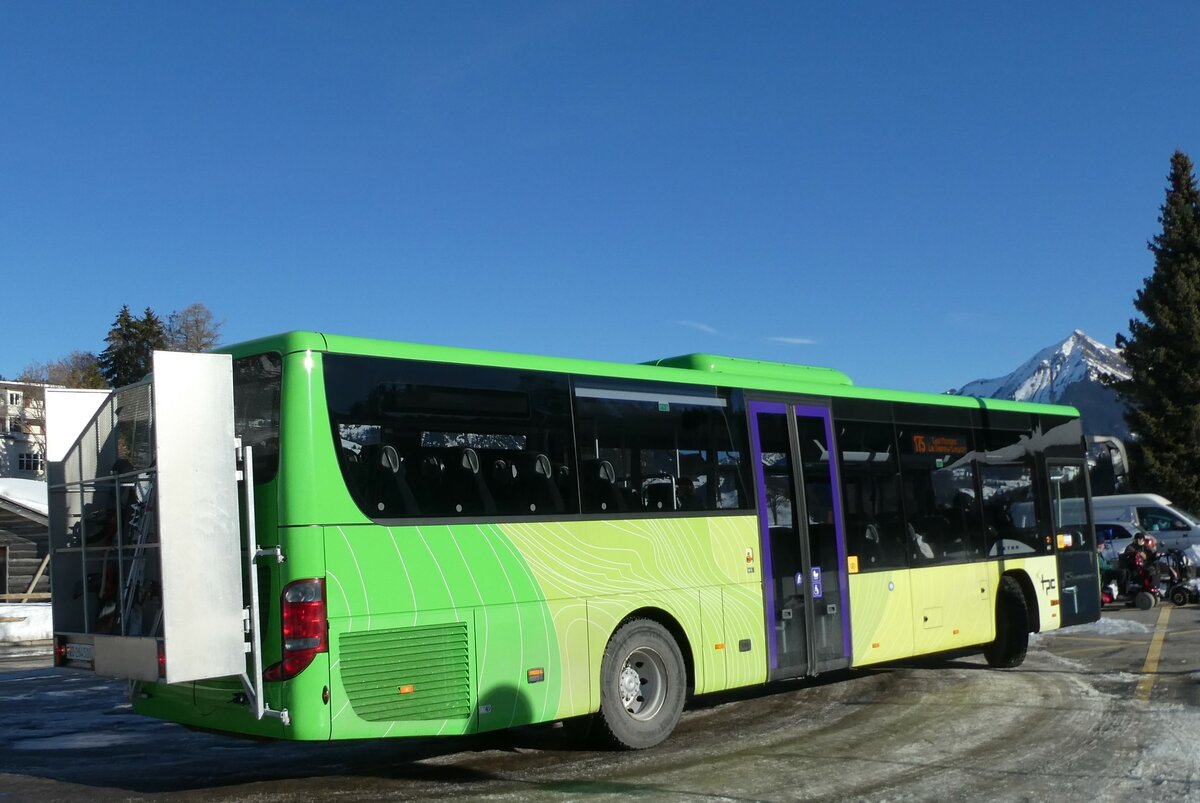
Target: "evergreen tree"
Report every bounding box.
[1111,150,1200,510]
[98,305,140,387]
[99,305,167,387]
[138,307,168,355]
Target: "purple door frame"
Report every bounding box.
[748,399,852,672]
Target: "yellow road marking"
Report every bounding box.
[1134,605,1172,703]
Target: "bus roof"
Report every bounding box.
[219,330,1080,418]
[646,353,855,386]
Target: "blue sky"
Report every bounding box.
[3,3,1197,393]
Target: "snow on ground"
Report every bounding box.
[0,477,48,516]
[11,732,153,751]
[0,603,52,642]
[1062,616,1152,635]
[1029,614,1150,653]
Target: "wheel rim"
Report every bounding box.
[618,647,667,721]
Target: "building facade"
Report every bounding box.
[0,381,47,479]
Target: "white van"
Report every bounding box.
[1091,493,1200,551]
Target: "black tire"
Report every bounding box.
[1170,587,1190,607]
[594,618,686,750]
[984,576,1029,668]
[1135,590,1156,611]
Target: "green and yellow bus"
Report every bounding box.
[51,331,1100,749]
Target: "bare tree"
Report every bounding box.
[19,351,106,389]
[166,303,224,353]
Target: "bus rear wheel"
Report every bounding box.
[595,619,685,750]
[984,576,1029,668]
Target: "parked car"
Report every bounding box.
[1091,493,1200,552]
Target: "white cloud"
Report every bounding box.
[678,320,719,335]
[767,336,817,345]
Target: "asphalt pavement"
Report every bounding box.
[2,602,1198,802]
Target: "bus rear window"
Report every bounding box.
[233,353,282,484]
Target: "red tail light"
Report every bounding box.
[264,578,327,682]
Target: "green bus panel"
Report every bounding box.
[320,516,767,735]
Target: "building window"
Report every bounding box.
[8,390,22,407]
[18,453,44,473]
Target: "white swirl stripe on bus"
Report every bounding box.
[483,523,541,724]
[415,526,459,620]
[326,514,765,729]
[326,570,353,633]
[385,527,420,627]
[501,521,567,722]
[550,598,589,716]
[338,526,372,631]
[454,525,500,721]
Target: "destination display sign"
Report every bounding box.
[910,433,969,456]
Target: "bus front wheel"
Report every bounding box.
[984,576,1029,668]
[595,619,686,749]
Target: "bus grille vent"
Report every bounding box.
[339,622,471,722]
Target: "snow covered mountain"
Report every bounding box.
[949,330,1131,438]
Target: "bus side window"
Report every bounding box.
[359,443,421,517]
[979,463,1037,557]
[572,380,752,517]
[324,355,578,521]
[490,458,518,512]
[515,452,565,514]
[838,420,907,571]
[896,426,981,565]
[581,458,626,513]
[445,447,496,515]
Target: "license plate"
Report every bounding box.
[64,643,94,662]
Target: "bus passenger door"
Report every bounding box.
[1048,460,1101,626]
[749,401,852,679]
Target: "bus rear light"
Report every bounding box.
[264,578,327,682]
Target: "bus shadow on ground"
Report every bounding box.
[1,681,596,795]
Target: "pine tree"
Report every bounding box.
[137,307,168,355]
[99,306,140,387]
[98,306,167,387]
[1112,150,1200,511]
